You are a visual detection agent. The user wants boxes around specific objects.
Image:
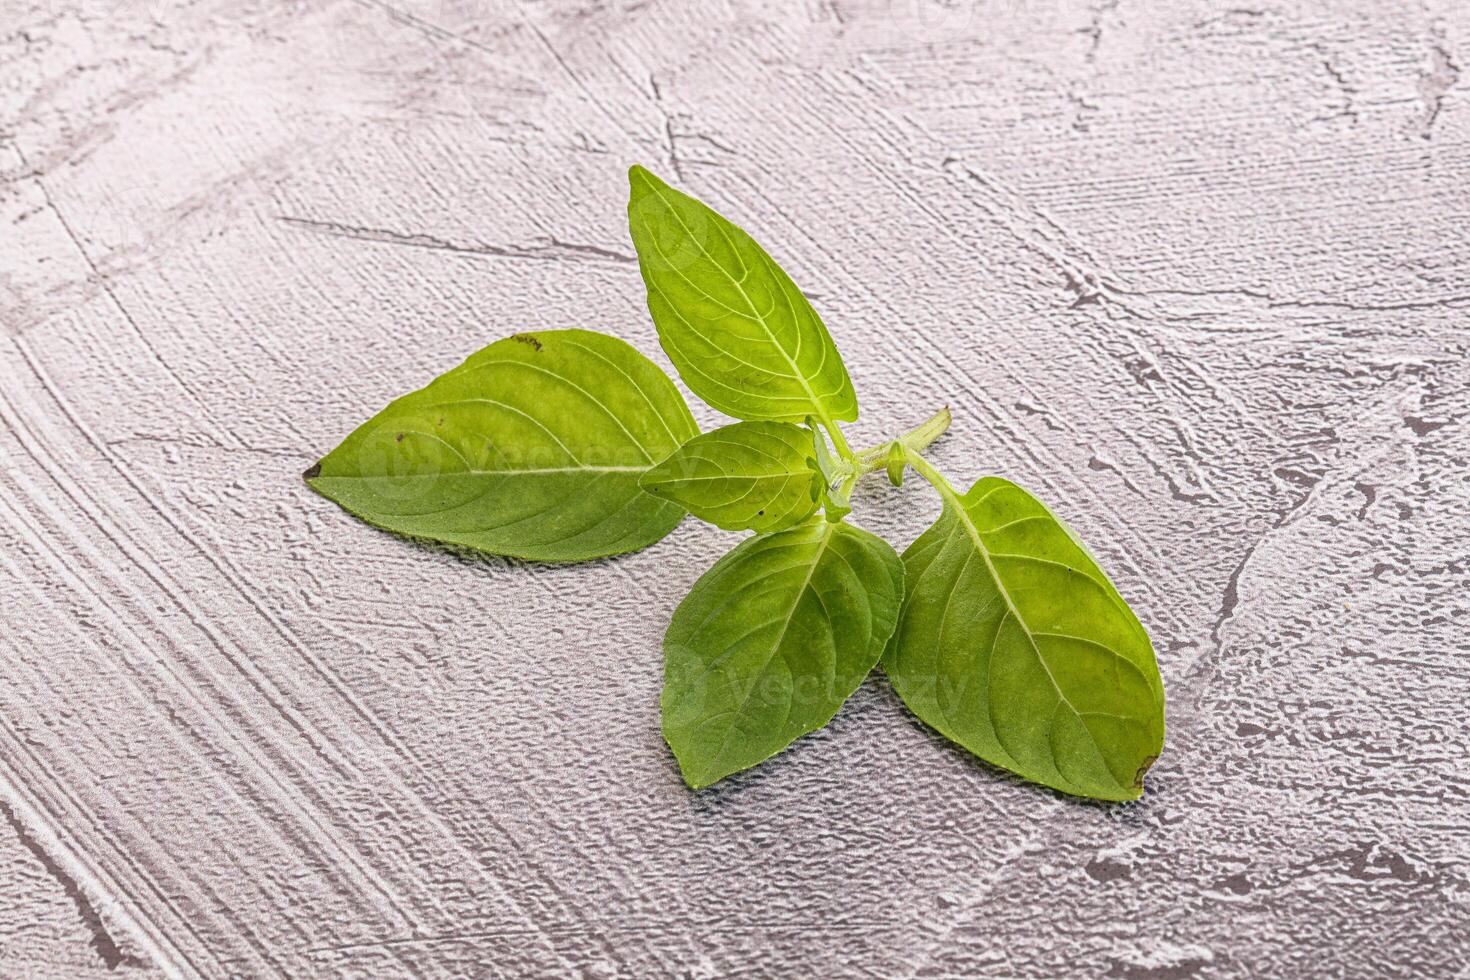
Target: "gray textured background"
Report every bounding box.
[2,0,1469,976]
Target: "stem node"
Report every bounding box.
[852,406,951,476]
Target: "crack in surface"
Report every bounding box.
[0,798,146,971]
[1303,40,1358,124]
[1417,38,1460,138]
[649,72,687,180]
[278,216,634,264]
[1080,0,1122,62]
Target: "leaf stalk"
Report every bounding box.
[822,417,855,461]
[852,406,952,476]
[899,442,958,500]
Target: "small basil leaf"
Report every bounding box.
[807,416,841,484]
[307,329,698,562]
[663,520,905,788]
[885,441,906,487]
[627,165,858,426]
[820,479,853,523]
[883,477,1165,801]
[639,421,822,533]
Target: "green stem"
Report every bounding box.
[815,407,951,525]
[853,406,952,475]
[822,417,855,461]
[901,443,958,500]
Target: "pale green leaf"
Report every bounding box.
[626,164,858,426]
[885,441,906,487]
[883,475,1165,801]
[663,520,905,788]
[638,421,822,533]
[807,415,838,482]
[820,479,853,523]
[306,329,698,562]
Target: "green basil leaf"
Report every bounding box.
[306,329,698,562]
[885,441,906,487]
[663,520,904,788]
[883,477,1165,801]
[807,415,844,486]
[819,479,853,523]
[638,421,822,533]
[627,165,858,426]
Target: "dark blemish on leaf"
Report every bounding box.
[303,462,322,480]
[437,418,444,426]
[395,432,404,442]
[757,509,765,515]
[1132,754,1159,788]
[513,333,543,351]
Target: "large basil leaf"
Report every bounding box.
[638,421,823,533]
[626,165,858,426]
[306,329,698,562]
[883,476,1165,801]
[663,520,904,787]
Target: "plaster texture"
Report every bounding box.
[1,0,1468,976]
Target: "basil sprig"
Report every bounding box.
[307,167,1166,801]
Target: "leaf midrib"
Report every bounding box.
[931,481,1118,785]
[639,176,838,429]
[697,522,837,782]
[656,468,807,484]
[316,465,649,480]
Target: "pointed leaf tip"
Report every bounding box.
[626,166,858,424]
[306,329,697,562]
[884,475,1165,801]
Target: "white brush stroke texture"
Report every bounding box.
[0,0,1467,975]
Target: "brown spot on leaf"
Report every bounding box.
[1133,754,1159,788]
[395,432,404,442]
[513,333,543,351]
[303,462,322,480]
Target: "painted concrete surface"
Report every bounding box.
[2,0,1468,976]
